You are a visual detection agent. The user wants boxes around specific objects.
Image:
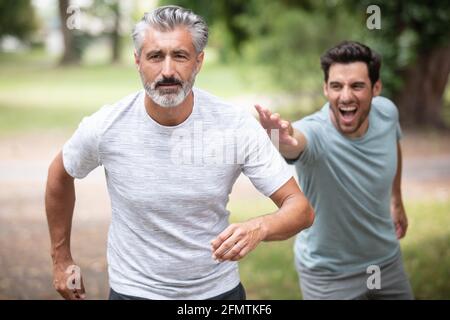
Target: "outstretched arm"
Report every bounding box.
[391,142,408,239]
[211,177,314,262]
[254,104,307,160]
[45,151,86,299]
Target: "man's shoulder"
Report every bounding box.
[80,90,143,133]
[193,87,249,123]
[194,87,239,111]
[372,96,399,120]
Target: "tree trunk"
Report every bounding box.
[394,45,450,128]
[111,1,121,64]
[58,0,80,65]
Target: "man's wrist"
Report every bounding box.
[51,249,73,265]
[255,215,270,242]
[391,197,404,211]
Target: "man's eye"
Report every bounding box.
[148,55,162,60]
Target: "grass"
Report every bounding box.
[228,198,450,299]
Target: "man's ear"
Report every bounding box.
[323,82,328,97]
[373,80,382,96]
[134,50,140,70]
[195,51,205,74]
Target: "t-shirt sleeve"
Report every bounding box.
[375,96,403,141]
[288,118,325,165]
[62,109,106,179]
[240,114,293,197]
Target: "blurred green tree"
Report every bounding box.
[89,0,123,64]
[158,0,251,61]
[0,0,37,43]
[59,0,81,65]
[347,0,450,128]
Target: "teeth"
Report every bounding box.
[339,106,356,112]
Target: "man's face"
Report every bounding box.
[135,27,204,108]
[324,62,381,138]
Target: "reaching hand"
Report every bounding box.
[254,104,298,146]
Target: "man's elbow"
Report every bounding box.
[293,193,314,231]
[303,203,315,229]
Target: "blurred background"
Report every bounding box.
[0,0,449,299]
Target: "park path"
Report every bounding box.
[0,130,449,299]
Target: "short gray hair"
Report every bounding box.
[132,5,209,56]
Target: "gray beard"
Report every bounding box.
[141,74,195,108]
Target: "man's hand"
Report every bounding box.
[391,201,408,239]
[210,217,267,262]
[52,260,86,300]
[254,104,298,146]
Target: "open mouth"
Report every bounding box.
[338,106,357,124]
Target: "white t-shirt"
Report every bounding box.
[63,87,292,299]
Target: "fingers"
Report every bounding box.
[211,221,264,262]
[280,120,289,130]
[254,104,275,124]
[395,220,407,239]
[211,225,235,255]
[254,104,271,119]
[223,240,248,261]
[395,223,403,239]
[216,239,247,262]
[254,104,270,127]
[270,113,280,123]
[230,241,251,261]
[55,280,85,300]
[282,134,299,147]
[53,264,87,300]
[74,277,86,300]
[212,233,239,261]
[211,224,246,262]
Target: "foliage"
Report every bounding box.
[158,0,253,61]
[0,0,37,42]
[344,0,450,97]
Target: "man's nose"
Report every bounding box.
[161,57,176,78]
[340,86,354,103]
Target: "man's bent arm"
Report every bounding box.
[45,151,85,299]
[391,142,408,239]
[211,177,314,261]
[264,177,314,240]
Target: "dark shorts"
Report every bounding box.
[109,282,246,300]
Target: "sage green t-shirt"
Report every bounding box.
[290,96,402,275]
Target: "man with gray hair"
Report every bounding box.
[45,6,314,300]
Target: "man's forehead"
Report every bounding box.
[328,62,370,81]
[141,26,195,51]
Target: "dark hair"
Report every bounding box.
[320,41,381,86]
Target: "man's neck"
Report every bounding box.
[144,91,194,126]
